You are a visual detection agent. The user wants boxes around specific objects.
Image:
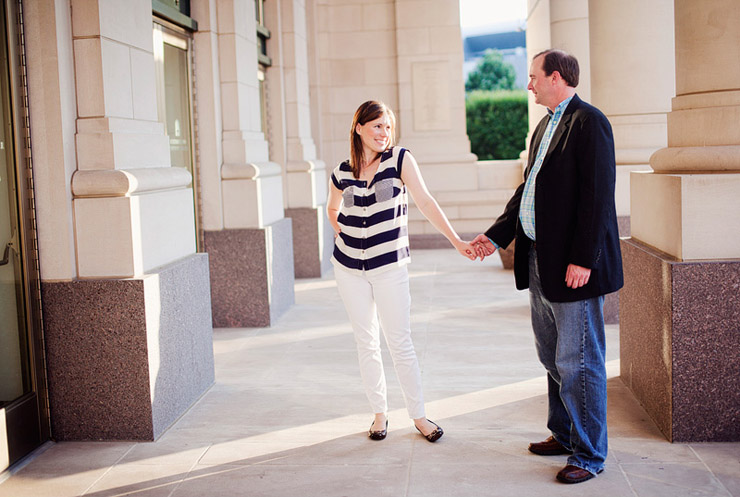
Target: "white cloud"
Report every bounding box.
[459,0,527,34]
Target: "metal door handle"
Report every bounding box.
[0,242,12,266]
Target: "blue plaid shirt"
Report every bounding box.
[519,96,573,241]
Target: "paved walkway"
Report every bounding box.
[2,249,738,497]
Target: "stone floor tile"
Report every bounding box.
[0,473,105,497]
[199,432,415,467]
[20,442,134,472]
[406,460,634,497]
[606,387,666,439]
[610,438,701,464]
[117,440,211,467]
[622,462,732,497]
[690,443,740,497]
[82,463,193,497]
[197,441,315,466]
[0,442,135,497]
[172,463,410,497]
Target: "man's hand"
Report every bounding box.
[471,234,497,261]
[565,264,591,289]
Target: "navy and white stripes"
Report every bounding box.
[331,147,410,274]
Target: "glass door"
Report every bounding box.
[0,0,48,472]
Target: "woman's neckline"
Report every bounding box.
[358,154,381,182]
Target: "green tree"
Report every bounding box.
[465,49,517,92]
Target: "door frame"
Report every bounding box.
[0,0,51,471]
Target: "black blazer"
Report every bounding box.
[485,95,623,303]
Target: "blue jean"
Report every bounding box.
[528,247,608,475]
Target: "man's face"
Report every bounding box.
[527,55,556,109]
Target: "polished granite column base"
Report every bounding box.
[620,238,740,442]
[285,207,333,278]
[603,215,631,324]
[204,218,295,327]
[602,291,619,325]
[41,253,215,441]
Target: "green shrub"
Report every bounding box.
[466,90,528,160]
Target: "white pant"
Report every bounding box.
[334,265,426,419]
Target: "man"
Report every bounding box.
[473,49,623,484]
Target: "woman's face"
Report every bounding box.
[356,114,392,156]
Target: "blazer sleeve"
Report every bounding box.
[568,111,616,268]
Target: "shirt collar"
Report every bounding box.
[547,95,574,117]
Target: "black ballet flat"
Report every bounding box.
[368,419,388,441]
[416,420,443,443]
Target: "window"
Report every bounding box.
[153,22,194,174]
[255,0,270,133]
[153,20,199,248]
[255,0,271,67]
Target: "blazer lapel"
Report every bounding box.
[525,117,549,178]
[539,95,580,169]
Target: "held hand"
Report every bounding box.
[471,234,497,261]
[453,239,477,261]
[473,242,487,261]
[565,264,591,289]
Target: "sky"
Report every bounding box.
[459,0,527,34]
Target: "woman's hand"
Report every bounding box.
[453,239,477,261]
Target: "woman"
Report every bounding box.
[327,100,478,442]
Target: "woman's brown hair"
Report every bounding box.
[349,100,396,179]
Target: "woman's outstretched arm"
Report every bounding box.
[400,151,479,260]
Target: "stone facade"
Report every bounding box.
[618,0,740,441]
[7,0,737,463]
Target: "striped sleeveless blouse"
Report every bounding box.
[331,146,410,275]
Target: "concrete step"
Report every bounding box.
[408,217,500,235]
[408,202,507,222]
[433,189,515,205]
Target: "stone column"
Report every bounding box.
[526,0,591,133]
[393,0,477,193]
[266,0,333,278]
[620,0,740,442]
[589,0,674,232]
[313,0,400,183]
[28,0,214,441]
[197,0,295,327]
[588,0,675,323]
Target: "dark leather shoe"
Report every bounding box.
[416,420,443,442]
[556,465,599,484]
[368,419,388,441]
[528,436,572,455]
